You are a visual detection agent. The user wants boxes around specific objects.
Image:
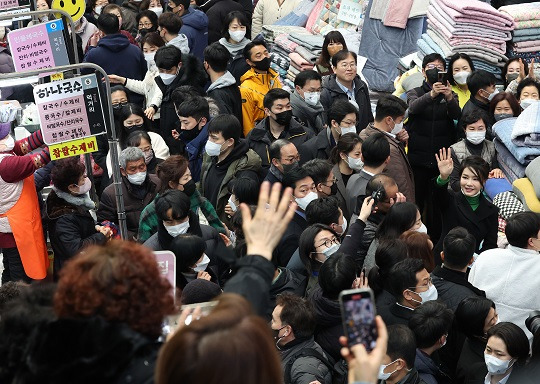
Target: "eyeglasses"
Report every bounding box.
[316,237,340,248]
[426,64,444,71]
[337,63,357,69]
[113,102,128,109]
[138,22,153,28]
[408,277,433,290]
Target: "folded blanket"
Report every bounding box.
[494,119,540,164]
[427,26,506,54]
[495,139,526,183]
[515,19,540,29]
[512,34,540,42]
[271,54,290,70]
[511,105,540,147]
[508,50,540,62]
[290,60,313,72]
[499,2,540,22]
[288,32,324,50]
[383,0,414,29]
[513,27,540,37]
[369,0,390,19]
[428,6,512,41]
[295,45,318,64]
[288,66,301,76]
[515,40,540,48]
[274,0,318,27]
[435,0,515,27]
[274,33,299,53]
[270,63,288,77]
[289,51,311,67]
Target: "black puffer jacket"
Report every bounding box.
[46,190,107,277]
[308,285,343,362]
[406,81,461,169]
[155,53,207,154]
[14,316,160,384]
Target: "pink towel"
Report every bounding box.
[383,0,414,29]
[515,40,540,48]
[435,0,515,27]
[288,52,311,67]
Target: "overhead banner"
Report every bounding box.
[7,19,70,72]
[33,73,107,145]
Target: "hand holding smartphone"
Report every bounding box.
[339,288,378,352]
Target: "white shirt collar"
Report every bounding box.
[484,372,512,384]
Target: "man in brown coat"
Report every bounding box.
[359,95,415,203]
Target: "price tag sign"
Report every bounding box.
[49,136,98,160]
[337,0,364,26]
[8,19,70,72]
[33,73,107,145]
[0,0,29,11]
[153,251,176,299]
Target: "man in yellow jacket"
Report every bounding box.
[240,40,282,137]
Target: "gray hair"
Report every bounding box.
[119,146,144,169]
[205,96,221,119]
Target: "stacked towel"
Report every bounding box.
[274,33,299,53]
[417,0,513,77]
[500,2,540,59]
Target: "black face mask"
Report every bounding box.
[506,73,519,83]
[180,126,201,143]
[425,68,439,85]
[139,26,157,36]
[113,102,128,110]
[166,5,175,12]
[282,161,299,173]
[125,123,144,131]
[181,179,196,196]
[329,183,338,196]
[273,110,292,126]
[252,57,270,72]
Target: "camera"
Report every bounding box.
[526,311,540,334]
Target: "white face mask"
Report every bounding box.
[378,360,399,381]
[416,222,428,234]
[520,98,538,110]
[466,130,486,145]
[322,242,340,259]
[149,6,163,16]
[339,126,356,136]
[127,171,146,185]
[484,354,514,375]
[193,254,210,272]
[453,71,470,85]
[229,29,246,43]
[144,52,156,69]
[409,284,438,304]
[159,72,176,85]
[164,219,190,237]
[391,118,404,135]
[205,140,223,157]
[95,5,103,14]
[295,191,318,210]
[485,89,499,101]
[304,91,321,106]
[76,177,92,195]
[347,155,363,171]
[228,195,238,212]
[336,217,348,235]
[1,135,15,151]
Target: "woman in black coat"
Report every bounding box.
[433,150,498,265]
[46,157,112,279]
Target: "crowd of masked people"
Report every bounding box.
[1,0,540,382]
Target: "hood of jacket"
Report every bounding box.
[250,116,308,144]
[182,7,208,31]
[271,268,307,297]
[218,37,250,58]
[309,285,341,327]
[155,53,208,94]
[16,316,159,383]
[216,138,256,168]
[206,71,236,92]
[167,34,189,54]
[96,33,130,52]
[290,89,325,113]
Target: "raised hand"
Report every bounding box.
[240,181,296,261]
[435,148,453,180]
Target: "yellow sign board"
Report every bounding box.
[49,136,98,160]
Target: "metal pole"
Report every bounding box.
[0,63,129,239]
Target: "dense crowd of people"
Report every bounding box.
[0,0,540,383]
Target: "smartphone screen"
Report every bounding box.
[339,288,377,351]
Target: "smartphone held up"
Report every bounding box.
[339,288,378,352]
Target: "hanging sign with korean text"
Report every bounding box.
[7,19,70,72]
[33,73,107,145]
